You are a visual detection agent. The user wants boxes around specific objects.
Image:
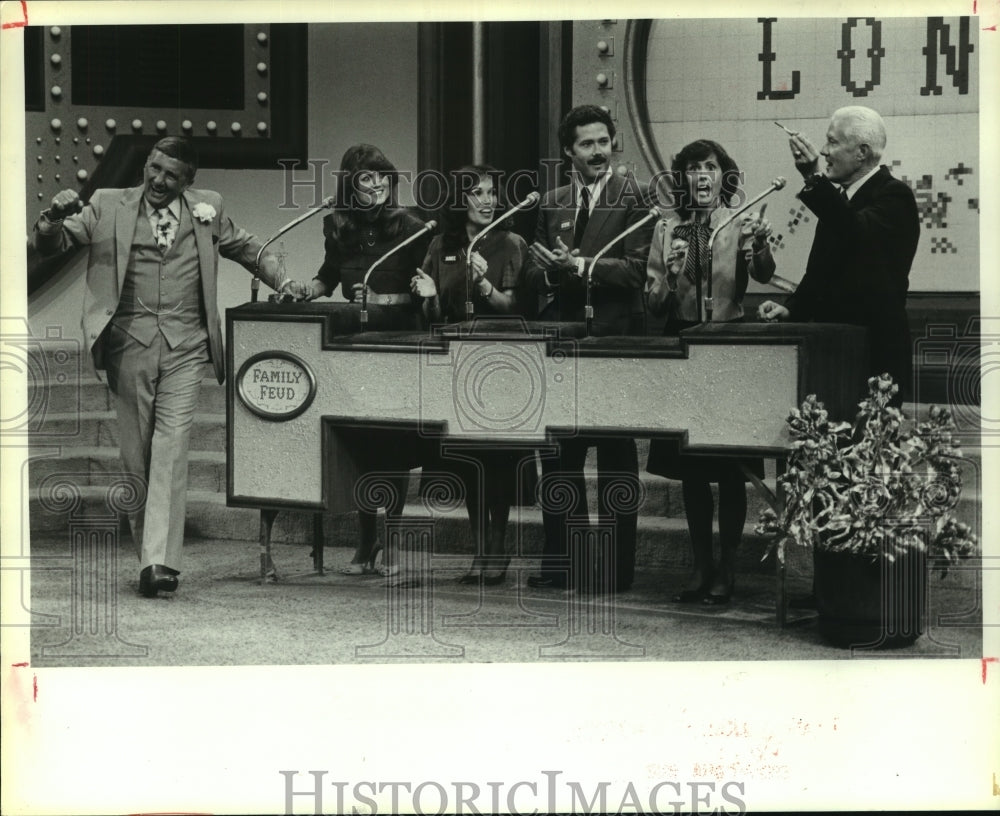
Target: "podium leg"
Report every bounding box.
[311,513,325,575]
[259,509,278,584]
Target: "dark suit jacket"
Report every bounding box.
[525,172,653,335]
[786,166,919,393]
[32,187,281,384]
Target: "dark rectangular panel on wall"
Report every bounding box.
[71,25,245,109]
[417,22,473,218]
[24,26,45,111]
[25,23,308,294]
[485,22,542,239]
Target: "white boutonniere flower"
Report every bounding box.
[191,202,217,224]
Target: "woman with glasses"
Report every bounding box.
[308,144,432,577]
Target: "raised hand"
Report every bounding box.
[48,189,83,219]
[788,132,820,178]
[468,250,489,282]
[739,205,774,250]
[410,268,438,298]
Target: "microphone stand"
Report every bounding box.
[704,177,785,324]
[584,207,661,337]
[252,197,333,302]
[464,191,539,321]
[360,220,437,331]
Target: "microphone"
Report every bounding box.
[704,177,786,323]
[584,206,661,336]
[252,196,335,302]
[464,191,540,320]
[360,219,437,330]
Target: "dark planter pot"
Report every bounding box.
[814,547,928,649]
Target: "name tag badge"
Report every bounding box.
[559,220,573,231]
[444,255,458,263]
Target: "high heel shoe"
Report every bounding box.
[482,557,510,586]
[369,545,401,578]
[457,557,486,584]
[703,580,734,606]
[339,541,384,576]
[672,569,714,603]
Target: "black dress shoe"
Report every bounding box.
[139,565,179,598]
[702,590,732,606]
[526,574,566,589]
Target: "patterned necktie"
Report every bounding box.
[672,221,712,284]
[573,185,591,249]
[154,208,176,251]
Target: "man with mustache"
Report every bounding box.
[32,136,309,597]
[758,105,919,404]
[525,104,655,593]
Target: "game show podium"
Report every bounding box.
[226,303,867,620]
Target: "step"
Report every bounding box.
[28,447,227,493]
[30,411,226,450]
[27,482,980,586]
[39,376,226,418]
[26,444,981,539]
[27,486,313,542]
[25,485,779,574]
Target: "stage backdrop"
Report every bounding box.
[572,16,979,293]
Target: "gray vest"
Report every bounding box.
[114,204,207,348]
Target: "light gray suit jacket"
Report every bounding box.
[33,186,281,383]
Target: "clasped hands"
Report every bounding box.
[528,237,585,280]
[409,250,491,299]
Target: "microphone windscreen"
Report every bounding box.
[424,219,437,230]
[773,177,787,190]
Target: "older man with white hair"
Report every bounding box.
[759,105,919,403]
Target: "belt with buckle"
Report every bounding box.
[365,293,411,306]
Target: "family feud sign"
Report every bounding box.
[225,303,867,513]
[236,352,316,420]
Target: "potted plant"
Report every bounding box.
[756,374,978,648]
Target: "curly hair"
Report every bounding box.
[669,139,742,219]
[557,105,616,152]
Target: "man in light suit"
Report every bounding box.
[759,105,919,403]
[525,104,655,593]
[33,137,308,597]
